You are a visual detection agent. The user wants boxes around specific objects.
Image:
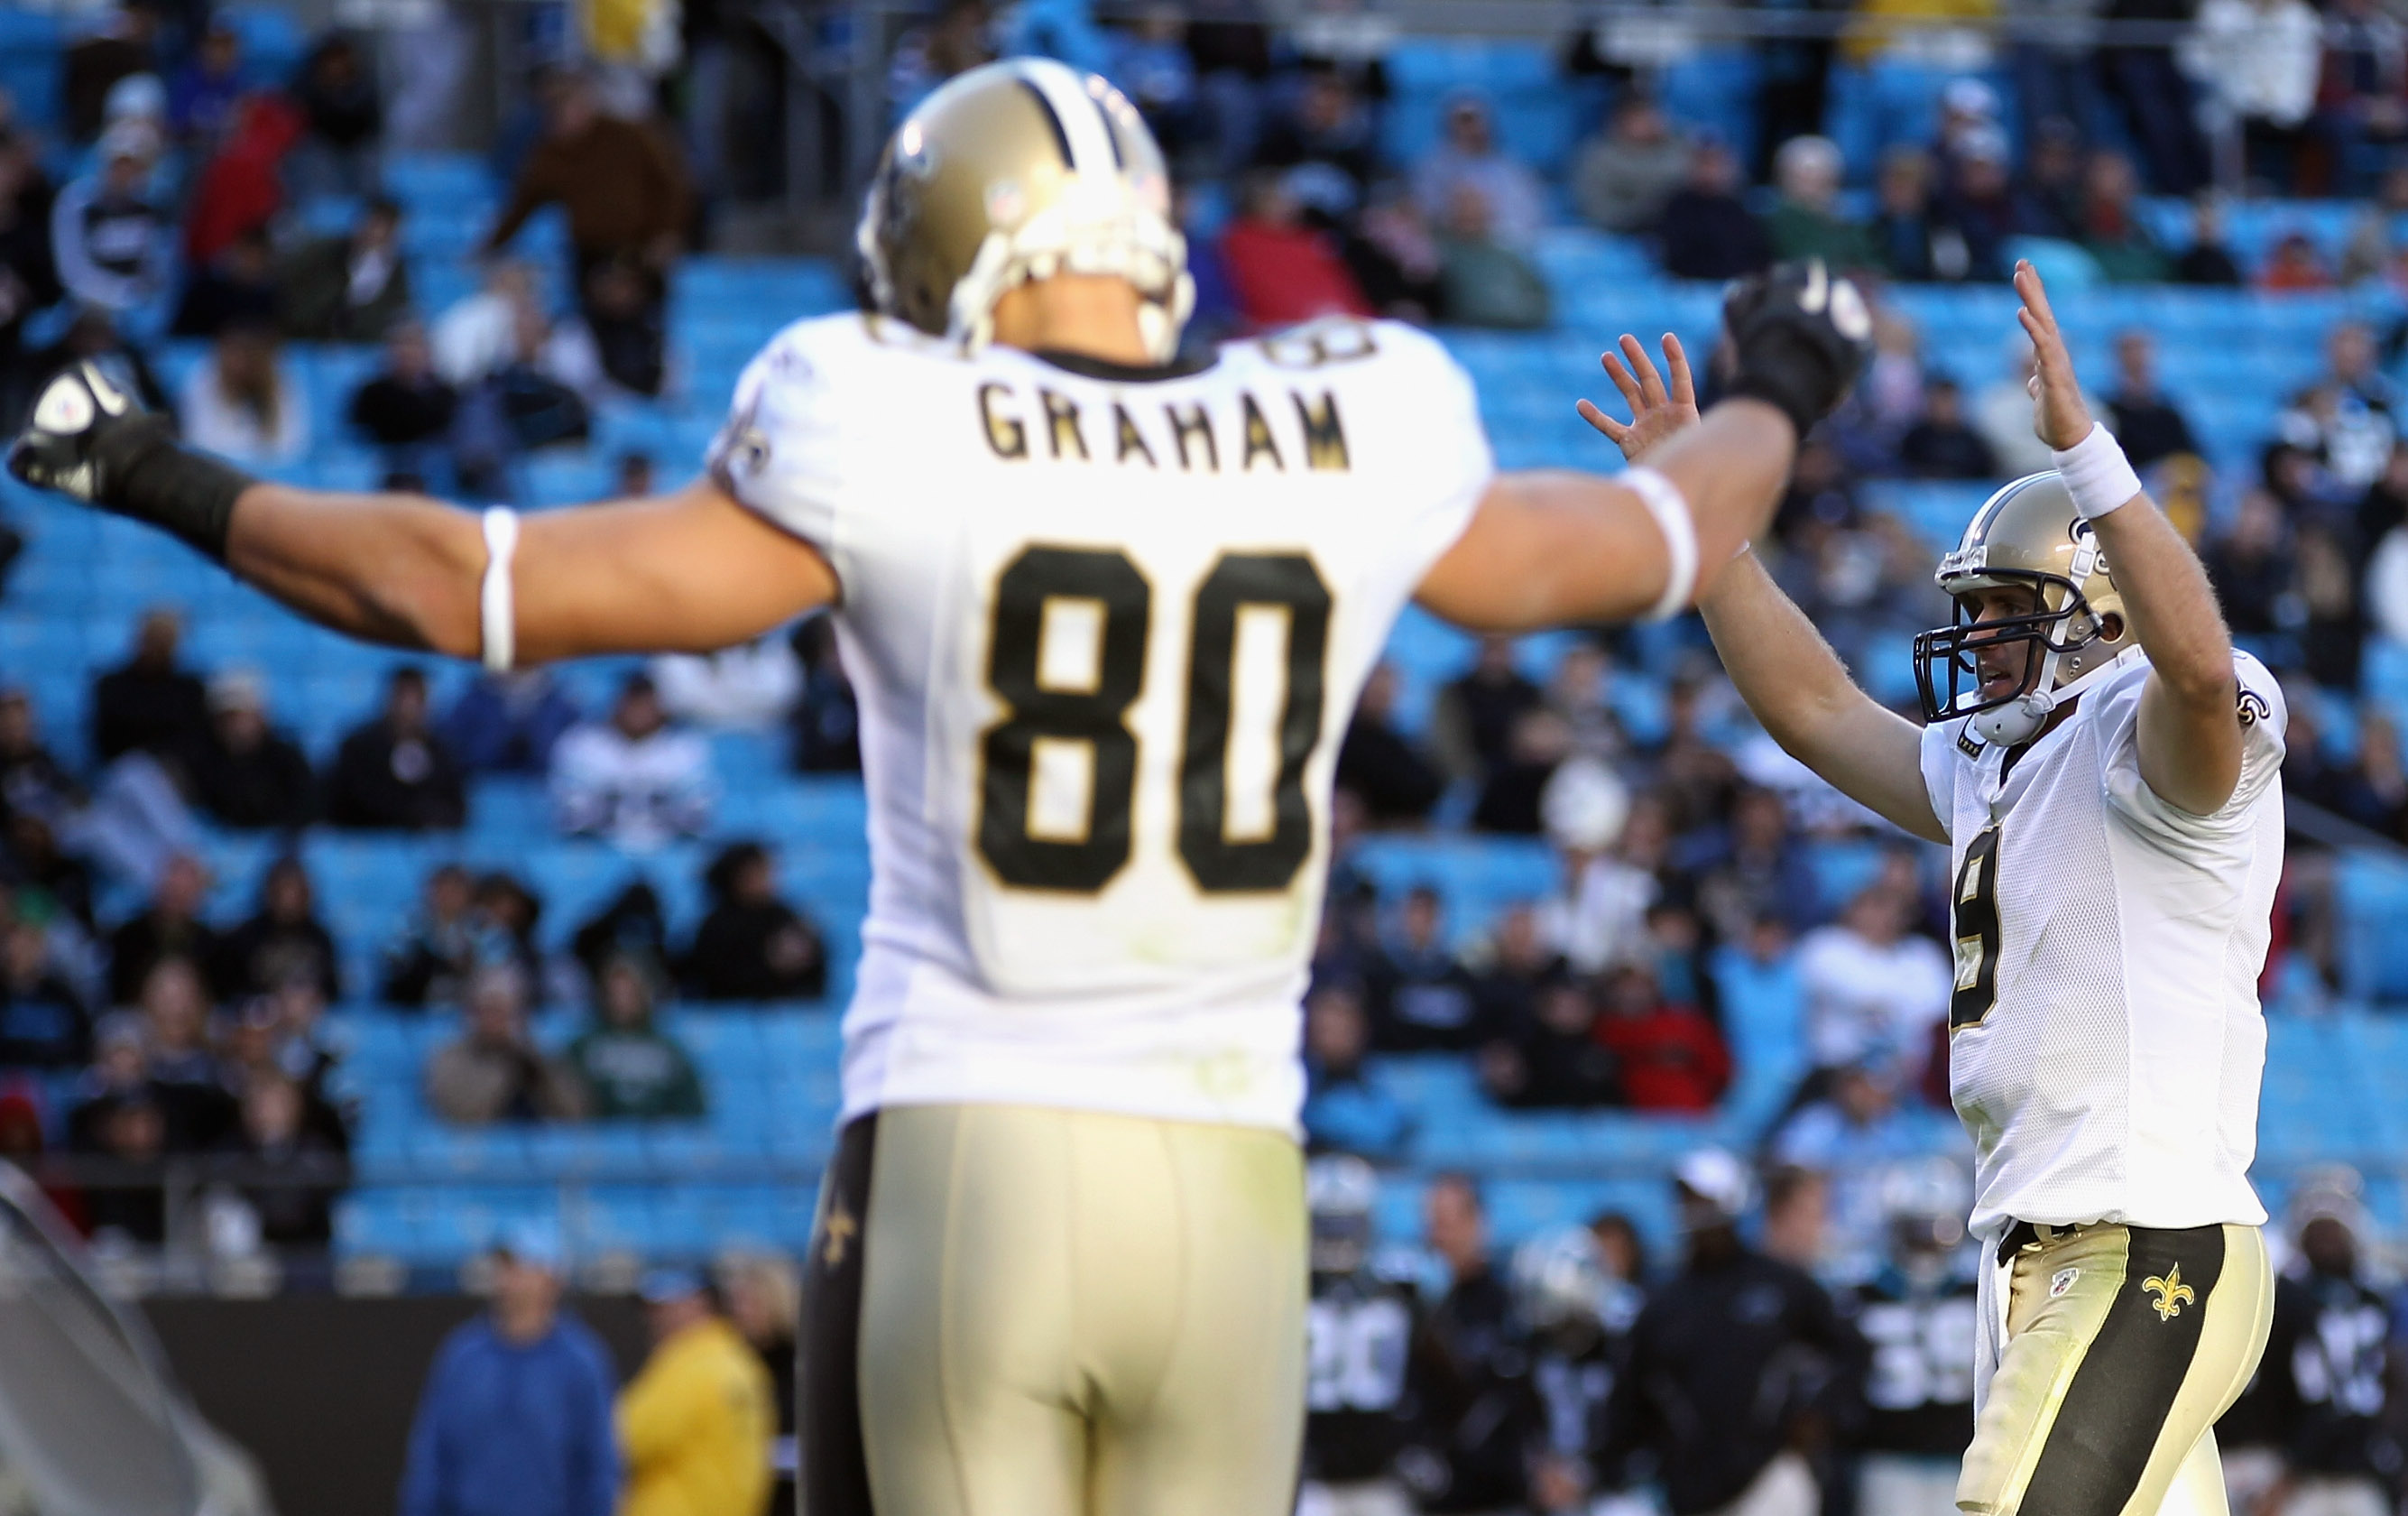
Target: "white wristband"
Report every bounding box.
[1622,466,1700,622]
[2050,422,2142,520]
[480,507,520,672]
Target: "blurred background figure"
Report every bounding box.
[1597,1151,1866,1516]
[1300,1155,1423,1516]
[399,1222,618,1516]
[616,1267,773,1516]
[1839,1161,1979,1516]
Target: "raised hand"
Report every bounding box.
[2014,258,2096,450]
[1719,259,1874,439]
[1577,332,1699,464]
[7,360,161,504]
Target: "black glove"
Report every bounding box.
[1720,260,1875,439]
[7,361,254,560]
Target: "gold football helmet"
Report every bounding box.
[857,58,1193,361]
[1912,471,2129,744]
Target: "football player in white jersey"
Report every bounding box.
[1588,261,2278,1516]
[10,59,1873,1516]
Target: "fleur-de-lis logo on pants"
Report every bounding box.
[2143,1264,2195,1321]
[821,1201,858,1271]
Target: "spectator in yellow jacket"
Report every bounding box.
[617,1270,774,1516]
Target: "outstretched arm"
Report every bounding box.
[227,477,837,663]
[1575,333,1944,842]
[1416,394,1795,629]
[8,364,837,666]
[1418,263,1873,631]
[2016,260,2242,814]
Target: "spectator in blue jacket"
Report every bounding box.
[400,1222,619,1516]
[443,668,582,775]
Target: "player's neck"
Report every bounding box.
[991,274,1153,366]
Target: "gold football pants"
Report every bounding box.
[799,1104,1307,1516]
[1961,1222,2272,1516]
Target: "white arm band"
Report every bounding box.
[1621,466,1700,623]
[479,507,520,672]
[2050,422,2143,520]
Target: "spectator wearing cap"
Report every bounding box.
[425,966,583,1123]
[180,319,311,466]
[349,320,461,481]
[1573,96,1692,236]
[327,668,469,831]
[1413,94,1544,251]
[181,668,315,830]
[1767,135,1876,271]
[562,953,704,1120]
[51,118,167,314]
[214,855,341,1003]
[617,1269,773,1516]
[550,674,715,850]
[400,1222,620,1516]
[1596,1151,1866,1516]
[1658,138,1774,282]
[678,842,826,1003]
[280,195,411,343]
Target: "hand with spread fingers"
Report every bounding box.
[1578,333,1699,464]
[2014,259,2097,450]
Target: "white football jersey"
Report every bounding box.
[1918,646,2283,1241]
[711,313,1494,1132]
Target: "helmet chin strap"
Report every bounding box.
[1970,645,2123,747]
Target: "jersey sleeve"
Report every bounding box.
[1356,319,1496,583]
[706,317,854,590]
[2101,651,2287,843]
[1916,719,1963,844]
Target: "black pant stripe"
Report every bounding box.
[2018,1224,2228,1516]
[801,1115,880,1516]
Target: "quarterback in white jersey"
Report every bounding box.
[10,58,1875,1516]
[1593,263,2275,1516]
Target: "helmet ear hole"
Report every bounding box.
[2099,610,2127,644]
